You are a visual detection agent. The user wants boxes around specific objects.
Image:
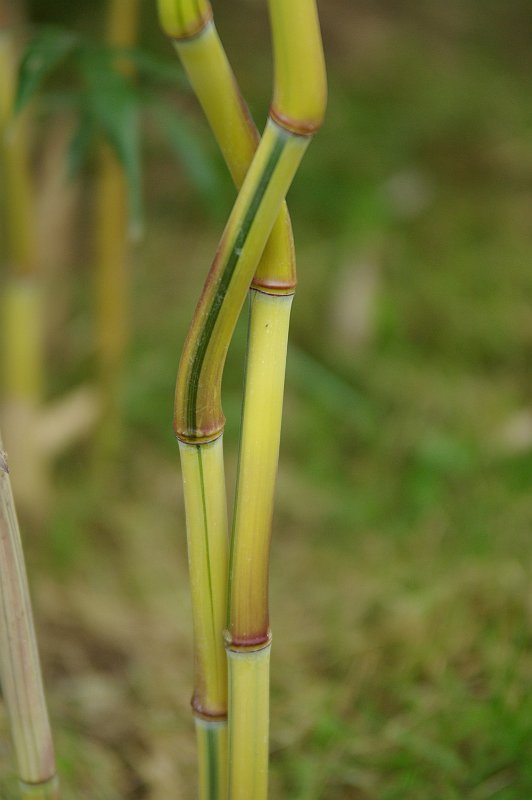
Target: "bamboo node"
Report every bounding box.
[191,695,228,722]
[250,279,296,296]
[19,775,60,800]
[269,106,323,137]
[173,415,225,444]
[166,7,213,42]
[224,629,272,652]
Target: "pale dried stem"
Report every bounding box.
[0,432,57,787]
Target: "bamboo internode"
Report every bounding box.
[227,291,293,646]
[179,438,228,719]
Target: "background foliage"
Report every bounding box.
[1,0,532,797]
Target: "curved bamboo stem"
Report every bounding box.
[158,1,326,796]
[170,19,296,294]
[174,117,307,443]
[0,433,58,796]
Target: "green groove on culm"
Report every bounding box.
[196,445,221,692]
[185,128,287,435]
[207,725,217,799]
[226,294,251,628]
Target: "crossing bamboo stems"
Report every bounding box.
[158,0,325,796]
[0,433,59,799]
[174,116,307,799]
[94,0,140,456]
[163,7,298,796]
[160,4,296,793]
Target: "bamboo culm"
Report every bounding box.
[157,0,326,796]
[0,434,59,798]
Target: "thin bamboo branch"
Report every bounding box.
[0,432,59,797]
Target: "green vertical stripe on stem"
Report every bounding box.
[226,292,251,627]
[197,444,221,683]
[185,129,287,434]
[207,725,217,799]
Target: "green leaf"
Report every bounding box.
[15,26,79,113]
[118,47,187,87]
[67,110,95,179]
[148,97,223,211]
[80,47,143,238]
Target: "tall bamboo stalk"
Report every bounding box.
[159,4,296,794]
[94,0,140,455]
[0,432,59,799]
[226,5,325,797]
[158,0,326,796]
[0,0,48,516]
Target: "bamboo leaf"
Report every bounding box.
[67,111,95,178]
[148,97,223,210]
[80,48,143,237]
[118,46,187,87]
[15,27,79,113]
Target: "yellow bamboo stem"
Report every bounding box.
[179,436,228,799]
[228,291,292,645]
[179,437,228,718]
[94,0,140,448]
[0,10,50,517]
[158,1,326,797]
[174,118,307,443]
[226,644,270,800]
[224,293,291,798]
[172,21,296,294]
[0,27,35,277]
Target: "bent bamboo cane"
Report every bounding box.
[158,1,326,796]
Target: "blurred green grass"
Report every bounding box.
[1,0,532,797]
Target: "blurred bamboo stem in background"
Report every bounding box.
[94,0,140,456]
[0,431,59,798]
[0,0,49,517]
[158,0,325,796]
